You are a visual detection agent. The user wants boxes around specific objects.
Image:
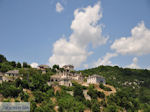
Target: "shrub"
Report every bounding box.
[20,91,29,101]
[97,91,105,98]
[99,83,112,91]
[1,84,22,98]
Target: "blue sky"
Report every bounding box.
[0,0,150,69]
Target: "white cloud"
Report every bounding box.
[126,57,140,69]
[49,38,88,67]
[49,2,108,68]
[56,2,64,13]
[30,62,39,68]
[93,53,118,67]
[111,21,150,55]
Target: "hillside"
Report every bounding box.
[0,54,150,112]
[79,66,150,111]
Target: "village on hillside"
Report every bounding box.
[0,64,106,87]
[0,64,116,102]
[0,54,147,112]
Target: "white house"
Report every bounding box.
[87,74,105,84]
[3,70,20,82]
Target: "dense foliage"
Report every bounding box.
[0,54,150,112]
[80,65,150,111]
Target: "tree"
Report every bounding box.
[30,101,37,112]
[91,100,100,112]
[22,80,29,89]
[52,64,59,72]
[23,62,31,68]
[58,95,85,112]
[10,61,16,68]
[0,84,22,98]
[20,91,29,101]
[53,64,59,70]
[0,54,7,63]
[73,85,85,101]
[104,104,117,112]
[33,91,46,103]
[0,63,13,72]
[17,62,21,68]
[23,62,28,68]
[15,78,22,87]
[97,91,105,98]
[87,88,98,99]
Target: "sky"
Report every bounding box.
[0,0,150,70]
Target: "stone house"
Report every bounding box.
[59,78,72,87]
[87,74,105,84]
[48,65,83,86]
[3,70,20,82]
[50,74,62,82]
[72,72,83,81]
[38,65,49,74]
[49,74,72,87]
[59,71,83,81]
[62,65,74,71]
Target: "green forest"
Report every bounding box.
[0,54,150,112]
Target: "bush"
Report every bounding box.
[33,91,47,103]
[91,100,100,112]
[20,91,29,101]
[47,89,54,97]
[87,88,98,99]
[58,95,85,112]
[99,83,112,91]
[73,84,85,101]
[0,84,22,98]
[97,91,105,98]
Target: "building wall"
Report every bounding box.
[87,77,105,84]
[59,80,72,87]
[96,78,106,84]
[87,77,97,84]
[5,73,18,77]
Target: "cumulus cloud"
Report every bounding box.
[49,2,108,68]
[30,62,39,68]
[111,21,150,55]
[56,2,64,13]
[126,57,140,69]
[93,53,118,67]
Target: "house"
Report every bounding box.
[71,73,83,81]
[50,74,61,82]
[3,70,20,82]
[87,74,105,84]
[0,72,3,83]
[59,78,72,87]
[48,65,83,86]
[38,65,49,74]
[62,65,74,71]
[38,65,49,69]
[49,74,72,87]
[5,70,19,77]
[58,71,83,81]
